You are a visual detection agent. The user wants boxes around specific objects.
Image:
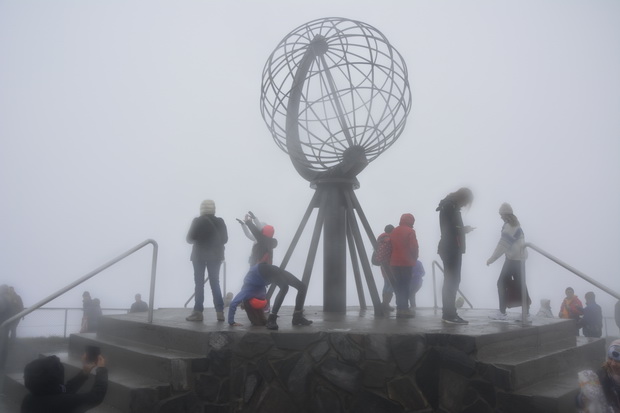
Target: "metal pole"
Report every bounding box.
[64,309,68,338]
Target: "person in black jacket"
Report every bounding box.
[436,187,475,325]
[21,354,108,413]
[186,199,228,323]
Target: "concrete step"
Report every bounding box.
[68,333,207,391]
[56,352,172,413]
[471,317,577,359]
[497,375,580,413]
[96,311,228,354]
[479,336,606,391]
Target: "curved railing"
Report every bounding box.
[0,239,159,372]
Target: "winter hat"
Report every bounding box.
[499,202,513,215]
[249,297,268,310]
[261,225,275,238]
[200,200,216,215]
[608,339,620,362]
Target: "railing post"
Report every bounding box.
[64,309,69,338]
[147,240,158,324]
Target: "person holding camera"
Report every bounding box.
[21,349,108,413]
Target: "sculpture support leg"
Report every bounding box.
[346,225,367,309]
[344,190,384,316]
[323,185,347,312]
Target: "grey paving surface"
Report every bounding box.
[120,305,568,336]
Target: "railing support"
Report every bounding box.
[0,239,159,373]
[525,242,620,301]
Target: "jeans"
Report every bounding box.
[391,266,413,310]
[440,252,462,318]
[193,259,224,312]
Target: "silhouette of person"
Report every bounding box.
[7,286,24,343]
[129,294,148,313]
[436,187,474,324]
[580,291,603,338]
[186,199,228,323]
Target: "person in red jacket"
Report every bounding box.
[389,213,419,318]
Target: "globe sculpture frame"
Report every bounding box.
[260,17,412,313]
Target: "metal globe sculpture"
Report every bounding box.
[260,17,412,183]
[260,18,412,313]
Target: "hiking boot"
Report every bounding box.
[216,312,225,322]
[266,314,279,330]
[185,311,203,322]
[292,310,313,326]
[396,308,415,319]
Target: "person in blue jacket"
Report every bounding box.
[228,263,312,330]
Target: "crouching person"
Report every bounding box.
[21,352,107,413]
[228,262,312,330]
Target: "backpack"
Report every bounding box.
[372,234,392,266]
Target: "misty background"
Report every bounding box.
[1,1,619,330]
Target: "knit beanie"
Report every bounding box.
[200,200,216,215]
[262,225,275,238]
[499,202,513,215]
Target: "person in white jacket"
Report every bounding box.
[486,203,529,320]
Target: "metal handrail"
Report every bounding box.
[525,242,620,301]
[431,260,474,311]
[0,239,158,371]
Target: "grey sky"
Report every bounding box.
[1,1,619,319]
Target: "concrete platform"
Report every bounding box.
[2,307,607,413]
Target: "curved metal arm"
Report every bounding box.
[0,239,159,370]
[525,242,620,301]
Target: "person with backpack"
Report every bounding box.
[372,224,394,313]
[389,214,419,319]
[186,199,228,323]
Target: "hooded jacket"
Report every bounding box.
[389,214,419,266]
[187,214,228,262]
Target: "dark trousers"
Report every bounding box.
[259,263,307,314]
[391,266,413,310]
[440,252,462,318]
[193,259,224,312]
[497,259,528,314]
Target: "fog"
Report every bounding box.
[1,1,619,323]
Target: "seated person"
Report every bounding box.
[21,352,107,413]
[228,262,312,330]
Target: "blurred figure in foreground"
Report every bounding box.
[21,352,108,413]
[129,293,149,313]
[580,291,603,338]
[576,339,620,412]
[536,298,554,318]
[437,187,475,325]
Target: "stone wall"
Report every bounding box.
[183,330,502,413]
